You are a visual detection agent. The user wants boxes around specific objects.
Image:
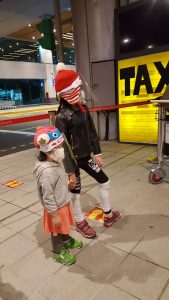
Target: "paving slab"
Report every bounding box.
[108,254,169,300]
[0,233,37,267]
[132,215,169,269]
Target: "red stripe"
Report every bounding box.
[60,86,81,99]
[0,101,151,127]
[89,100,150,112]
[0,114,49,127]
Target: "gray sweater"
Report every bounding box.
[33,161,71,214]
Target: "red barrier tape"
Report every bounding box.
[89,100,150,112]
[0,100,151,126]
[0,114,49,126]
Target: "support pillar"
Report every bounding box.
[53,0,64,62]
[71,0,117,140]
[39,46,56,103]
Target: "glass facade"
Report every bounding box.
[0,79,45,106]
[0,1,74,107]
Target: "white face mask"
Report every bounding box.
[80,90,86,104]
[48,147,65,162]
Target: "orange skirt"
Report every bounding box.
[43,202,75,236]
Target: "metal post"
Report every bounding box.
[48,110,57,126]
[157,105,166,167]
[53,0,64,62]
[97,111,101,140]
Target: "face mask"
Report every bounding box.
[60,86,81,104]
[80,90,86,104]
[48,147,65,162]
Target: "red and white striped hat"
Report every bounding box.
[55,63,82,104]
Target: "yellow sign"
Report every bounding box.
[3,179,23,188]
[118,51,169,143]
[85,207,104,223]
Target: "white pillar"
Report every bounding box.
[39,46,56,103]
[71,0,117,140]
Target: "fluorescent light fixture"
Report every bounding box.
[15,49,31,52]
[3,55,17,58]
[9,53,22,56]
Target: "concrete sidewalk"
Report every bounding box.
[1,142,169,300]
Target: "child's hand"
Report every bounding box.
[52,213,61,226]
[68,180,76,190]
[94,155,104,168]
[68,173,76,190]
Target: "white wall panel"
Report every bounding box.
[0,61,47,79]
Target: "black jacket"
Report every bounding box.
[55,100,101,161]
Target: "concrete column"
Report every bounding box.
[71,0,117,140]
[53,0,64,62]
[39,46,56,103]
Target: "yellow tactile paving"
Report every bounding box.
[0,105,58,116]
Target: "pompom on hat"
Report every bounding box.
[34,126,64,153]
[55,62,82,95]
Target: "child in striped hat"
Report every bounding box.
[55,64,121,239]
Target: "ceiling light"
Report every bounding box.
[147,45,154,49]
[122,38,130,44]
[28,24,31,27]
[41,33,44,37]
[32,36,35,40]
[9,45,12,48]
[53,29,56,32]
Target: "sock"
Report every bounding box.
[71,193,84,223]
[99,179,111,213]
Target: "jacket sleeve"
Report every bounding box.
[55,114,77,174]
[85,106,101,155]
[39,174,58,214]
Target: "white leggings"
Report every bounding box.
[71,179,111,222]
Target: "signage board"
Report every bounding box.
[118,51,169,143]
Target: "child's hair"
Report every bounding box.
[37,151,47,161]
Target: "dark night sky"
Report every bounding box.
[119,0,169,54]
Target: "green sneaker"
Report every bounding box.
[53,249,76,265]
[64,237,83,250]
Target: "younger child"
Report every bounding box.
[33,126,83,265]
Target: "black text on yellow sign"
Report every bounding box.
[118,51,169,143]
[120,61,169,97]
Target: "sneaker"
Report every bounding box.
[76,219,96,238]
[53,248,76,265]
[64,237,83,249]
[104,211,121,228]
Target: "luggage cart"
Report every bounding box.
[149,99,169,184]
